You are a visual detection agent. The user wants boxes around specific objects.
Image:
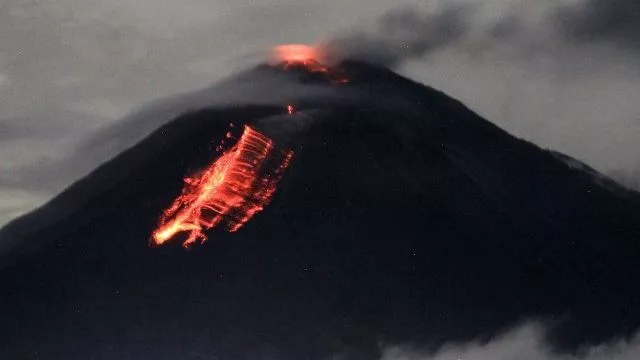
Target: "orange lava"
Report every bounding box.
[151,126,294,248]
[271,44,350,84]
[273,44,320,64]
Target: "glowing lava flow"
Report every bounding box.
[151,126,294,248]
[271,44,350,84]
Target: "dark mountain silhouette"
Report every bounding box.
[1,61,639,360]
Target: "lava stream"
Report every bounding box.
[151,125,294,248]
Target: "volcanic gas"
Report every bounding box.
[151,125,294,248]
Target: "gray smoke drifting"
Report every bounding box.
[323,0,640,67]
[324,4,474,67]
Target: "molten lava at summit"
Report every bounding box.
[151,125,294,248]
[272,44,320,64]
[271,44,350,84]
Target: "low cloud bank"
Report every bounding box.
[381,323,640,360]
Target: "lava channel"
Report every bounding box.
[151,125,294,248]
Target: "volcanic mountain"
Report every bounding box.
[1,60,639,360]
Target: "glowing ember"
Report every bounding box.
[151,126,294,248]
[273,44,320,64]
[271,44,350,84]
[287,104,296,114]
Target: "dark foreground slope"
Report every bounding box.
[1,62,639,360]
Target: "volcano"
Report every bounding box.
[1,59,639,360]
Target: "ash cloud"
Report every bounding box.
[324,0,640,67]
[324,4,474,67]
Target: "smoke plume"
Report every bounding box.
[324,3,474,67]
[323,0,640,67]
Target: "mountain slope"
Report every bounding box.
[1,61,639,360]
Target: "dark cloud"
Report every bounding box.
[324,4,474,66]
[487,13,523,41]
[555,0,640,49]
[325,0,640,67]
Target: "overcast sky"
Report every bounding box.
[1,0,638,227]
